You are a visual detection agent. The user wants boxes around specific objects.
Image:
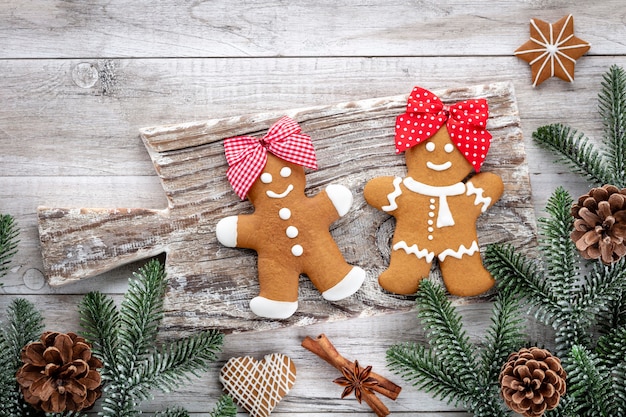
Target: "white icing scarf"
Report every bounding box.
[402,177,465,228]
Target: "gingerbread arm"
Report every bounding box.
[465,172,504,211]
[215,213,260,250]
[363,176,402,214]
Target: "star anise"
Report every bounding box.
[333,360,379,403]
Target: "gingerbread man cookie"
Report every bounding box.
[216,116,365,319]
[364,86,504,297]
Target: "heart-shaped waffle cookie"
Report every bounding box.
[220,353,296,417]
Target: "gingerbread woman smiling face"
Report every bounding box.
[216,117,365,319]
[364,87,504,297]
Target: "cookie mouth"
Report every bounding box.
[426,161,452,171]
[266,184,294,199]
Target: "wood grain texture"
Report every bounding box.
[0,1,623,58]
[2,0,623,414]
[37,82,536,334]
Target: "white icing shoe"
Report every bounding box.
[322,266,366,301]
[249,296,298,319]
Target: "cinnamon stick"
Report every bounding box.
[301,334,402,417]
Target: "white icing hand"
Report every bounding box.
[216,216,238,247]
[325,184,353,217]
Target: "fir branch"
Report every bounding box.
[597,287,626,334]
[387,342,475,408]
[153,407,189,417]
[532,124,611,185]
[78,260,225,417]
[415,280,477,387]
[0,214,20,281]
[0,299,45,417]
[129,330,224,397]
[596,324,626,370]
[484,243,559,323]
[78,291,121,382]
[537,186,578,298]
[118,259,167,373]
[566,345,612,417]
[478,288,525,386]
[572,258,626,329]
[598,64,626,186]
[610,362,626,417]
[208,395,237,417]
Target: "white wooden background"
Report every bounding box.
[1,1,625,415]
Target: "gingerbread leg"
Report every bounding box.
[379,246,432,295]
[438,252,495,297]
[251,256,300,319]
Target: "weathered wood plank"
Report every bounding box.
[0,56,617,179]
[36,82,536,334]
[0,0,622,58]
[0,294,548,415]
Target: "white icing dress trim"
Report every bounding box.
[393,241,436,263]
[382,176,403,212]
[438,240,479,262]
[393,240,480,263]
[466,181,492,212]
[322,266,365,301]
[216,216,238,247]
[325,184,353,217]
[249,296,298,319]
[266,184,294,199]
[402,178,465,228]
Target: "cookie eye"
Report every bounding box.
[444,143,454,153]
[260,173,273,184]
[425,142,435,152]
[280,167,292,178]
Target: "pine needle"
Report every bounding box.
[78,259,226,416]
[0,214,19,282]
[533,124,611,185]
[0,299,45,417]
[598,64,626,186]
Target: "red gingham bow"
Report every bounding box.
[395,86,492,172]
[224,116,318,199]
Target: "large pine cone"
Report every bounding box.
[571,184,626,264]
[16,331,103,413]
[499,347,566,417]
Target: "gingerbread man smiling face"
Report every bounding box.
[216,117,365,319]
[364,87,504,297]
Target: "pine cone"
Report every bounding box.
[499,347,566,417]
[16,331,103,413]
[571,184,626,264]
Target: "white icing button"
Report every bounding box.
[279,208,291,220]
[430,198,436,204]
[291,244,303,256]
[428,219,434,225]
[260,173,273,184]
[428,212,435,218]
[429,204,436,210]
[428,227,434,233]
[286,226,299,238]
[428,235,433,240]
[280,167,292,177]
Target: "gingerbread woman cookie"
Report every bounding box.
[216,116,365,319]
[364,86,504,297]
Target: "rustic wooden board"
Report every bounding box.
[38,81,535,333]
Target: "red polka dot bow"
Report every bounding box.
[395,86,492,172]
[224,116,318,199]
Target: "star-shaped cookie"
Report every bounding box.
[515,15,590,87]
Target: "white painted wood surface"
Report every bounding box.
[0,1,622,415]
